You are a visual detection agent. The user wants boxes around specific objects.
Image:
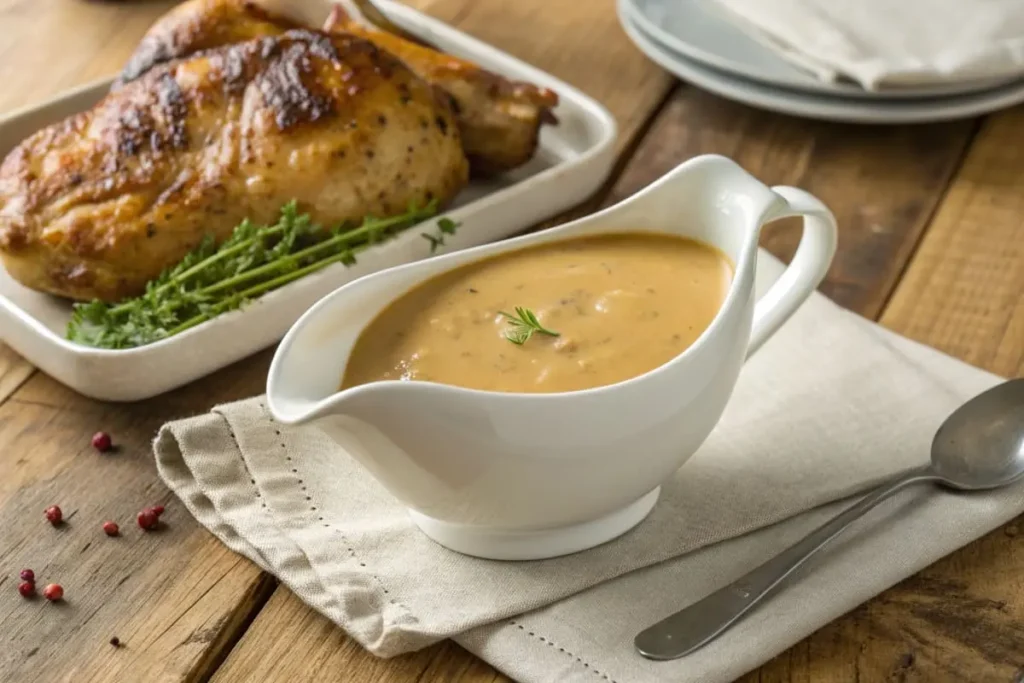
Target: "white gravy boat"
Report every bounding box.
[267,154,837,560]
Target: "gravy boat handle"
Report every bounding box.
[747,186,838,356]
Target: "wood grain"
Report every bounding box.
[201,0,677,678]
[209,590,498,683]
[792,106,1024,683]
[882,108,1024,378]
[0,346,32,405]
[0,356,276,682]
[419,0,673,158]
[208,87,985,681]
[0,31,277,657]
[0,0,670,681]
[0,0,177,105]
[0,0,673,390]
[0,0,1021,681]
[604,88,978,318]
[735,108,1024,683]
[212,97,1024,683]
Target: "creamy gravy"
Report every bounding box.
[341,232,733,393]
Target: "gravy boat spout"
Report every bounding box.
[267,154,837,560]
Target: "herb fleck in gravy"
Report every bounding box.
[341,232,733,393]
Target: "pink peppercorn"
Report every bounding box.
[44,505,63,525]
[91,431,113,452]
[137,509,159,531]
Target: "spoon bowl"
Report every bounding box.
[931,378,1024,491]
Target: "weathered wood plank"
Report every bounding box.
[0,0,178,105]
[210,593,505,683]
[0,346,32,406]
[750,107,1024,683]
[881,109,1024,378]
[0,0,671,680]
[0,17,237,675]
[211,87,982,680]
[0,364,275,682]
[208,590,451,683]
[420,0,673,159]
[3,0,1017,679]
[737,108,1024,683]
[604,88,978,318]
[193,0,680,678]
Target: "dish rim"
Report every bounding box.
[0,5,618,360]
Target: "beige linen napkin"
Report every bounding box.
[710,0,1024,89]
[154,253,1019,682]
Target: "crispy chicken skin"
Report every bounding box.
[324,5,559,175]
[115,0,304,87]
[0,30,467,302]
[115,0,559,175]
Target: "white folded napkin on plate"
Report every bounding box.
[154,252,1019,682]
[710,0,1024,89]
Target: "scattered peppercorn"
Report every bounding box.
[137,509,159,531]
[18,581,35,598]
[109,637,121,648]
[102,521,120,537]
[44,505,63,525]
[91,431,113,452]
[19,569,34,583]
[150,505,165,518]
[42,584,63,601]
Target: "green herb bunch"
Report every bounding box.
[66,200,444,349]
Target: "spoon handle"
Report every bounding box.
[634,464,937,660]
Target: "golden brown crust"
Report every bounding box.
[115,0,301,87]
[323,5,558,175]
[114,0,558,175]
[0,30,468,302]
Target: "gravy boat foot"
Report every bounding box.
[410,488,661,560]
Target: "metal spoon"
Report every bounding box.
[635,377,1024,661]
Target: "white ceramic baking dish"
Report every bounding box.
[0,0,618,401]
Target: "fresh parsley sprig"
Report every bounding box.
[66,200,443,349]
[499,306,560,346]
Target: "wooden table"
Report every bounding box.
[1,1,1022,681]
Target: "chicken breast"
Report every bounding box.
[114,0,559,176]
[0,29,468,302]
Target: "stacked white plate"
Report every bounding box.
[619,0,1024,123]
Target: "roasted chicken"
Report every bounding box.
[323,4,559,174]
[115,0,559,175]
[0,29,467,302]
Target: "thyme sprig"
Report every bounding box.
[421,217,461,253]
[66,200,441,349]
[499,306,560,346]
